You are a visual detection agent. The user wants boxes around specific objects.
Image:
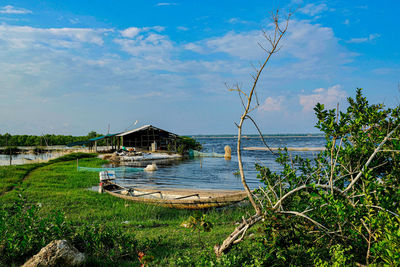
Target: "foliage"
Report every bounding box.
[181,213,213,233]
[0,131,103,147]
[170,136,202,154]
[0,195,139,266]
[70,223,138,262]
[181,213,213,249]
[0,196,71,265]
[251,89,400,265]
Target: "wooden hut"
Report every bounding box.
[117,125,178,151]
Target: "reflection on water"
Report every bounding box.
[112,136,326,190]
[0,152,65,166]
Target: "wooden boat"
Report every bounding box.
[101,182,248,210]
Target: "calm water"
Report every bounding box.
[114,136,326,190]
[0,152,65,166]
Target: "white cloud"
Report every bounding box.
[0,25,108,48]
[69,18,80,24]
[298,85,346,111]
[227,18,249,24]
[0,5,32,14]
[120,26,165,39]
[177,26,189,31]
[115,32,173,57]
[121,27,141,38]
[347,33,380,43]
[155,3,177,6]
[184,43,205,53]
[291,0,303,4]
[143,26,165,32]
[259,96,285,112]
[343,19,350,25]
[204,30,264,60]
[299,3,328,16]
[183,19,355,81]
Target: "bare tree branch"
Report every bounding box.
[245,115,277,155]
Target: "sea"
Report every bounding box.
[114,135,326,190]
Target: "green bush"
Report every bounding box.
[0,197,70,265]
[249,89,400,265]
[0,196,138,266]
[167,136,202,154]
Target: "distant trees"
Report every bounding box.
[0,132,103,147]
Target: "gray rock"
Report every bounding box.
[22,240,85,267]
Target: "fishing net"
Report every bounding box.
[190,150,224,158]
[78,166,144,173]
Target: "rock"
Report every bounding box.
[22,240,85,267]
[144,163,158,172]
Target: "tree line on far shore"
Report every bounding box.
[0,131,102,147]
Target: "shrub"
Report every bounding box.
[250,89,400,265]
[0,197,70,265]
[0,196,138,265]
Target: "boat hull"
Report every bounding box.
[103,183,248,210]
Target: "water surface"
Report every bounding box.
[114,136,326,190]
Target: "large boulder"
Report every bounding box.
[22,240,85,267]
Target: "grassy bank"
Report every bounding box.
[0,153,255,266]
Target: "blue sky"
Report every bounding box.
[0,1,399,135]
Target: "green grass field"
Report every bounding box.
[0,153,255,266]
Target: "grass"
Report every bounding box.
[0,163,44,195]
[0,153,256,266]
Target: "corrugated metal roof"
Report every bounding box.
[116,125,177,137]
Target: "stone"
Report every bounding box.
[144,163,158,172]
[22,240,85,267]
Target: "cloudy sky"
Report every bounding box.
[0,0,399,135]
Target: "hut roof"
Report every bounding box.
[116,125,177,137]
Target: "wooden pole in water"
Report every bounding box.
[224,145,232,160]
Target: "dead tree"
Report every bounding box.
[214,9,292,256]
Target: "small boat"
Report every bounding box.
[101,181,248,210]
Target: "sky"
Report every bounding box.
[0,0,399,136]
